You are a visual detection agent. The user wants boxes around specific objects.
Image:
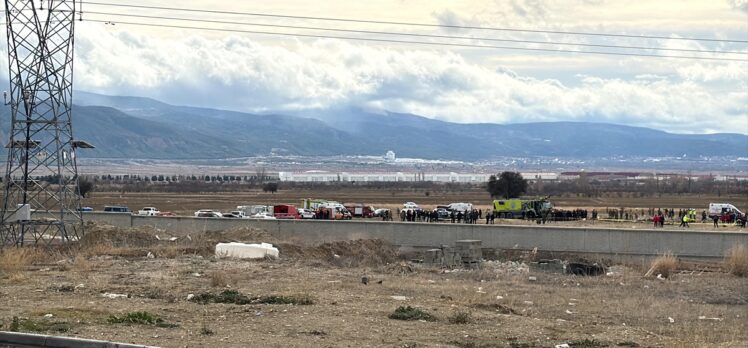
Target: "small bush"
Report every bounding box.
[448,310,472,324]
[191,290,314,305]
[254,295,314,305]
[725,244,748,277]
[107,311,177,327]
[6,316,71,333]
[570,339,606,347]
[388,306,436,321]
[192,290,251,305]
[645,251,678,278]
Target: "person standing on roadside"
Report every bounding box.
[680,214,689,228]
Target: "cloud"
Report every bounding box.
[728,0,748,13]
[61,27,747,134]
[1,0,745,136]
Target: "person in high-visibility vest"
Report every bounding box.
[680,214,689,228]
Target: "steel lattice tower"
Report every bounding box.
[0,0,83,246]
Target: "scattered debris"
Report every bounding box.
[481,260,529,274]
[146,252,155,259]
[186,294,195,301]
[101,293,128,299]
[390,296,410,301]
[698,316,723,321]
[668,317,675,323]
[528,276,537,281]
[361,276,369,285]
[530,259,565,274]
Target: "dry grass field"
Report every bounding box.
[1,224,747,347]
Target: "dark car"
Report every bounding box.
[434,207,450,220]
[103,205,130,213]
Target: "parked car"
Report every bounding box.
[434,207,450,220]
[158,211,177,217]
[298,208,315,219]
[138,207,160,216]
[194,209,222,218]
[103,205,130,213]
[222,212,243,218]
[249,212,276,219]
[229,210,248,218]
[78,207,93,212]
[403,202,419,210]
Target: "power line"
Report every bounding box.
[81,19,748,62]
[82,11,748,55]
[82,1,748,44]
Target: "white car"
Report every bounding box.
[249,212,276,220]
[403,202,419,210]
[194,209,222,218]
[298,208,315,219]
[374,208,389,217]
[138,207,160,216]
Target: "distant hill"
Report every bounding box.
[0,90,736,160]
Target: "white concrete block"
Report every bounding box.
[215,242,279,259]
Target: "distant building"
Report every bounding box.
[385,151,396,162]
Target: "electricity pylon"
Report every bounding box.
[0,0,88,246]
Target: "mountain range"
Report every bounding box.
[0,90,744,160]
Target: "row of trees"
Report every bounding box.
[485,171,748,199]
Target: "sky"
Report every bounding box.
[3,0,748,134]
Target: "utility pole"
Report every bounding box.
[1,0,90,246]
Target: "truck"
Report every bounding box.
[492,197,553,219]
[273,204,301,219]
[236,205,271,216]
[138,207,160,216]
[301,198,331,210]
[344,203,375,218]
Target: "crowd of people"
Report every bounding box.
[381,205,747,228]
[396,208,488,224]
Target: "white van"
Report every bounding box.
[708,203,744,218]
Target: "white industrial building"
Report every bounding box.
[278,171,559,183]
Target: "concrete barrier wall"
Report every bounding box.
[0,331,155,348]
[84,213,748,259]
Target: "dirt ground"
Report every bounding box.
[1,225,746,348]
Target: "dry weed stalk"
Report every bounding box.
[0,247,44,276]
[72,255,93,271]
[645,251,678,278]
[209,271,234,287]
[725,244,748,277]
